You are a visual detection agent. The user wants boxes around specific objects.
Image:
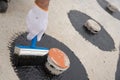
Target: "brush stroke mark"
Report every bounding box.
[97,0,120,20]
[115,45,120,80]
[8,32,89,80]
[68,10,115,51]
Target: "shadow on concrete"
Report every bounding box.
[68,10,115,51]
[8,32,89,80]
[97,0,120,20]
[115,45,120,80]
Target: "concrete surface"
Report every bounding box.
[0,0,120,80]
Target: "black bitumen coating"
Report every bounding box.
[68,10,115,51]
[97,0,120,20]
[115,45,120,80]
[8,32,89,80]
[0,0,8,13]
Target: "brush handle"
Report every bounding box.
[31,36,37,48]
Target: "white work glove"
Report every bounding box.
[26,5,48,41]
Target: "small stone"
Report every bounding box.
[107,2,118,12]
[46,48,70,75]
[84,19,101,34]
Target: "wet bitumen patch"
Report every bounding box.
[0,0,8,13]
[68,10,115,51]
[8,32,89,80]
[97,0,120,20]
[115,45,120,80]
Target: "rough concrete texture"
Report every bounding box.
[0,0,120,80]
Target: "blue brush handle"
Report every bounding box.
[31,36,37,48]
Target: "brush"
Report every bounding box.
[14,36,49,56]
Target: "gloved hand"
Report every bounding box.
[26,4,48,41]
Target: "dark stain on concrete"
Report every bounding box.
[115,45,120,80]
[8,32,89,80]
[97,0,120,20]
[68,10,115,51]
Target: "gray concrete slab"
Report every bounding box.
[0,0,120,80]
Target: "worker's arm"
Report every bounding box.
[35,0,50,11]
